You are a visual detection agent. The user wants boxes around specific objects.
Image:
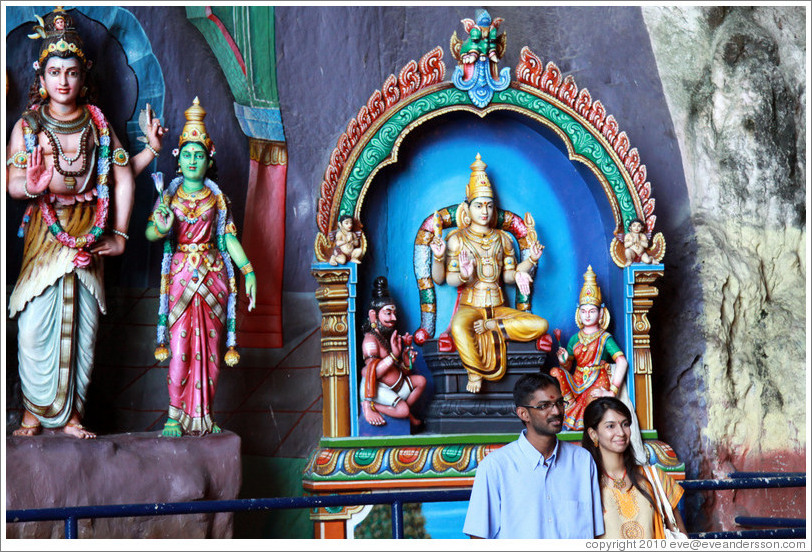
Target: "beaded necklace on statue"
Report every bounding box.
[171,185,216,224]
[578,328,605,346]
[41,123,92,189]
[463,227,498,250]
[22,104,111,267]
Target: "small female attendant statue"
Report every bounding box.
[551,266,628,431]
[146,97,257,437]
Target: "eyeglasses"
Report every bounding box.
[519,399,568,412]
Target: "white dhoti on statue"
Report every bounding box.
[9,200,105,428]
[16,274,99,427]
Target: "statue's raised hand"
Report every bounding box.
[429,236,446,259]
[515,270,533,295]
[141,102,167,155]
[459,249,474,280]
[26,145,54,195]
[529,241,544,262]
[152,202,174,234]
[390,329,402,360]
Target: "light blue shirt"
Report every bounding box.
[463,430,604,539]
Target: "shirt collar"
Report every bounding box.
[518,429,560,469]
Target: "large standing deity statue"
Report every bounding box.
[146,97,257,437]
[6,8,164,438]
[429,154,549,393]
[551,266,629,430]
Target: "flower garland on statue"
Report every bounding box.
[154,176,241,366]
[21,104,111,268]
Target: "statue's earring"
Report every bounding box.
[38,87,48,99]
[176,166,182,174]
[80,86,87,97]
[370,321,378,330]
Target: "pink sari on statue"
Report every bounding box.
[166,187,230,435]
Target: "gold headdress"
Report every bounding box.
[465,153,494,202]
[178,97,215,154]
[29,8,90,68]
[579,265,602,306]
[576,265,609,329]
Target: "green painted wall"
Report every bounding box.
[235,456,312,539]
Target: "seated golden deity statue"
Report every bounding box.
[429,154,549,393]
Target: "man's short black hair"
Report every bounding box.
[513,373,561,407]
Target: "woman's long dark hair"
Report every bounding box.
[581,397,656,509]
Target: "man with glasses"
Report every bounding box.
[463,373,604,538]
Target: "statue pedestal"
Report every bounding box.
[358,413,411,436]
[303,433,684,538]
[421,339,547,433]
[6,430,241,538]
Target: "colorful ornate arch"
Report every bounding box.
[313,46,664,268]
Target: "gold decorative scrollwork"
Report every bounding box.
[313,268,352,437]
[630,269,663,430]
[390,447,430,474]
[344,448,386,475]
[249,139,288,166]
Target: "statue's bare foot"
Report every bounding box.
[466,377,483,393]
[362,401,386,426]
[12,421,41,437]
[409,414,422,427]
[64,422,96,439]
[474,319,496,334]
[162,418,183,437]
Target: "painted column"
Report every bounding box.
[312,268,353,438]
[626,267,663,430]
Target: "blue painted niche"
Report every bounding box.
[359,110,626,351]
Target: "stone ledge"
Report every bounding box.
[6,430,241,538]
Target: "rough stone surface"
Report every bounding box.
[643,6,806,530]
[6,431,241,538]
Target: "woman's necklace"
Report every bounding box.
[605,469,627,490]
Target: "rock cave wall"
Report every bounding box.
[643,6,806,530]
